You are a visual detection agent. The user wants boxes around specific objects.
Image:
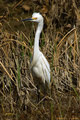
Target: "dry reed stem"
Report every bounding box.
[0,61,16,86]
[36,96,53,106]
[57,27,76,49]
[29,100,37,108]
[72,0,80,20]
[21,31,30,42]
[0,90,15,108]
[4,113,14,116]
[68,40,79,56]
[1,47,11,62]
[74,28,76,64]
[0,39,31,50]
[58,40,79,59]
[13,0,24,9]
[26,76,37,90]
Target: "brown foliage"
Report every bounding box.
[0,0,80,120]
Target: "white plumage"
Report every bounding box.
[22,13,50,86]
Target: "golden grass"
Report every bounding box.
[0,0,80,120]
[0,25,79,120]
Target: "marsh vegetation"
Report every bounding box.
[0,0,80,119]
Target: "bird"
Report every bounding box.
[22,13,50,93]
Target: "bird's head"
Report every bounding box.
[22,12,44,23]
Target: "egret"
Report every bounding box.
[22,13,50,91]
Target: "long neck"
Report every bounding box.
[33,22,43,56]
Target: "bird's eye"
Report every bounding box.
[32,17,37,20]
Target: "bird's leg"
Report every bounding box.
[36,84,40,102]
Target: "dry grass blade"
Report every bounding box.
[72,0,80,20]
[0,39,31,50]
[26,76,37,90]
[74,27,77,64]
[0,61,16,86]
[13,0,23,9]
[57,27,76,49]
[36,96,53,106]
[58,40,79,59]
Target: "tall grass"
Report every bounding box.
[0,0,80,119]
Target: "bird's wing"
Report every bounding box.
[40,52,50,84]
[40,52,50,72]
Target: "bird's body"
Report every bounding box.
[31,51,50,85]
[22,13,50,87]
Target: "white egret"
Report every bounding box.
[22,13,50,89]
